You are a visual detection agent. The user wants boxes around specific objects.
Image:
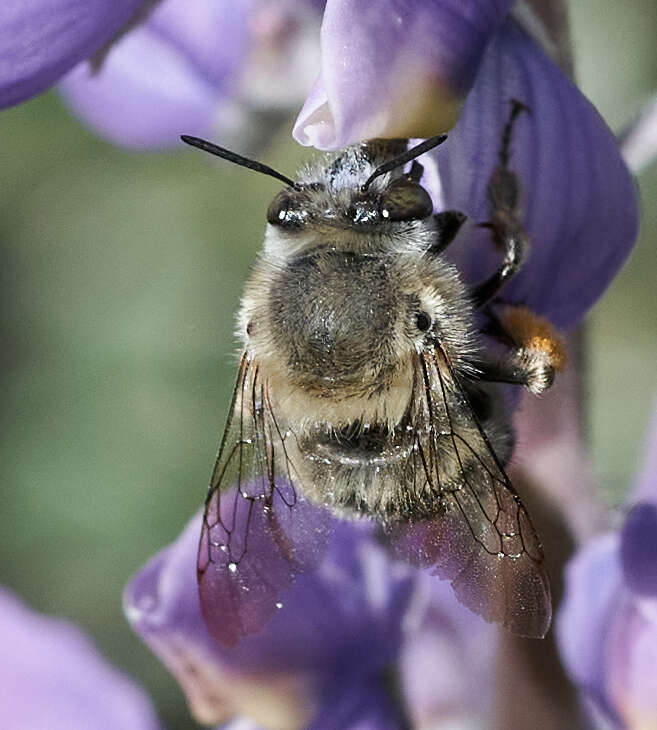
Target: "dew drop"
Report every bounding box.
[228,562,237,573]
[275,602,283,609]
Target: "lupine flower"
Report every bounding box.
[125,503,495,729]
[58,0,323,150]
[292,0,515,147]
[557,412,657,730]
[1,0,323,149]
[0,0,149,108]
[0,587,162,730]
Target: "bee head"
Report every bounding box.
[266,175,435,228]
[265,137,447,230]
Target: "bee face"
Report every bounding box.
[265,176,434,229]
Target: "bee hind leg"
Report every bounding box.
[472,100,530,308]
[475,304,566,395]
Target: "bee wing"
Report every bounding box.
[198,354,333,647]
[388,348,551,638]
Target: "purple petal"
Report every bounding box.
[125,512,316,727]
[59,0,250,149]
[0,0,143,108]
[309,682,405,730]
[0,587,161,730]
[621,412,657,596]
[605,597,657,729]
[220,682,405,730]
[426,19,637,329]
[126,507,415,724]
[556,533,623,723]
[620,503,657,597]
[399,574,494,728]
[293,0,514,148]
[198,484,335,648]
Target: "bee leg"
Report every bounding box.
[472,100,530,308]
[429,210,467,254]
[476,304,566,395]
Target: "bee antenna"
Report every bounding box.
[180,135,299,189]
[361,134,448,192]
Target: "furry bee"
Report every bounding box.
[184,101,565,642]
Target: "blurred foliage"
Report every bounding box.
[0,2,656,728]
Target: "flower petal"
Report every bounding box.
[0,587,161,730]
[309,682,405,730]
[59,0,250,149]
[556,533,623,724]
[125,512,316,727]
[220,682,406,730]
[198,484,335,648]
[125,507,415,726]
[620,503,657,598]
[605,596,657,730]
[400,574,494,729]
[426,19,637,329]
[0,0,143,108]
[293,0,514,149]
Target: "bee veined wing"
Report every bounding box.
[197,354,334,647]
[388,348,551,638]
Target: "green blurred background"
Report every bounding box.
[1,3,656,728]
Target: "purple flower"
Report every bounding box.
[293,0,514,148]
[0,0,147,108]
[428,18,636,330]
[0,587,162,730]
[58,0,323,149]
[296,7,637,330]
[125,504,494,728]
[557,412,657,728]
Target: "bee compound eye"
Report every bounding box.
[267,190,290,225]
[266,188,313,228]
[416,311,432,332]
[381,180,434,221]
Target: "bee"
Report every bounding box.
[183,101,565,644]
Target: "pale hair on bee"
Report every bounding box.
[183,100,566,641]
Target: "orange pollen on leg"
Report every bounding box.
[500,306,567,371]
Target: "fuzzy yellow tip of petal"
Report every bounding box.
[377,70,463,140]
[500,306,567,371]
